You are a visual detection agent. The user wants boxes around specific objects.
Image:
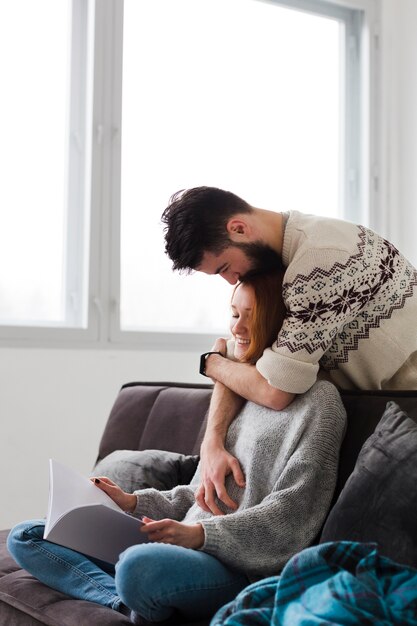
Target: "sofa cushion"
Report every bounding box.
[0,529,131,626]
[320,401,417,568]
[93,449,199,493]
[334,390,417,498]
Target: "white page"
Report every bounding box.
[45,459,123,535]
[44,459,147,563]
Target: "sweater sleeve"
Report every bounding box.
[200,454,337,579]
[132,483,196,521]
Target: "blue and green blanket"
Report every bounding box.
[211,541,417,625]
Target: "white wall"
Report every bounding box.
[380,0,417,267]
[0,348,201,528]
[1,0,417,530]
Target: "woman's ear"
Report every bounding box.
[226,218,251,242]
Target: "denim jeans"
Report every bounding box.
[7,519,249,623]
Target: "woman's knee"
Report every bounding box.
[116,543,164,598]
[7,519,46,566]
[115,543,180,615]
[115,543,247,622]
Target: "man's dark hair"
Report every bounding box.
[161,186,252,272]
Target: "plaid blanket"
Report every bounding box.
[211,541,417,625]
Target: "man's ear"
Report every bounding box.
[226,218,251,242]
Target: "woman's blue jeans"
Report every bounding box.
[7,519,248,623]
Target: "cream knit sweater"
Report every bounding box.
[256,211,417,393]
[133,381,346,579]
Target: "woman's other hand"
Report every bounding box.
[211,337,227,355]
[140,517,204,549]
[91,476,137,513]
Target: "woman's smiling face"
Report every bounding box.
[230,283,255,360]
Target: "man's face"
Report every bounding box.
[197,242,283,285]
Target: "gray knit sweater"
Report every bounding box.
[133,380,346,579]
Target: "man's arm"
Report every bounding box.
[205,353,295,410]
[195,380,246,515]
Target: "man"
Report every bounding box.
[161,186,417,513]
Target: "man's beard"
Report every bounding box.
[235,241,284,280]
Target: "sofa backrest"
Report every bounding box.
[97,382,417,500]
[97,382,213,461]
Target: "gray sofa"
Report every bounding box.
[1,381,417,626]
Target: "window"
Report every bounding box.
[118,0,366,337]
[0,0,91,338]
[0,0,377,345]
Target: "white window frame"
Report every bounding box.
[0,0,99,346]
[0,0,380,349]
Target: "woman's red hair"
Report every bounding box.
[233,270,285,364]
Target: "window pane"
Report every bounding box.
[120,0,342,333]
[0,1,72,326]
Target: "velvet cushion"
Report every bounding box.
[93,449,199,493]
[320,401,417,568]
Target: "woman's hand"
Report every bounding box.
[91,476,137,513]
[140,517,204,549]
[211,337,227,356]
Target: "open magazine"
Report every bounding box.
[44,459,146,564]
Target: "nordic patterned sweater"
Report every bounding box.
[132,380,346,580]
[255,211,417,393]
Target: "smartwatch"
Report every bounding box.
[199,351,223,377]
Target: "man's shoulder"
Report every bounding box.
[283,211,360,269]
[286,210,360,246]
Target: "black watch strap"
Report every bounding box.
[199,351,223,377]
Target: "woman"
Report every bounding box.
[7,272,346,625]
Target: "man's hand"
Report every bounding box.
[91,476,137,513]
[140,517,204,549]
[195,440,246,515]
